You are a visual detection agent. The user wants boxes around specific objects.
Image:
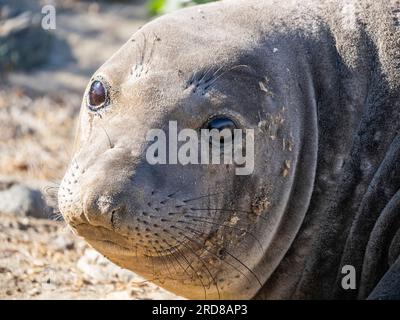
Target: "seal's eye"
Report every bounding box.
[88,80,107,110]
[206,117,236,132]
[205,117,237,145]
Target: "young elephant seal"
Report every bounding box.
[59,0,400,299]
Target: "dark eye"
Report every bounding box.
[88,80,107,110]
[206,117,236,132]
[205,117,237,145]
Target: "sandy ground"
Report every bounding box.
[0,212,180,299]
[1,0,150,184]
[0,0,182,299]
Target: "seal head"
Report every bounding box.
[58,0,318,299]
[60,0,400,300]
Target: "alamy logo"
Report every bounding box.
[341,265,356,290]
[145,121,255,175]
[41,5,56,30]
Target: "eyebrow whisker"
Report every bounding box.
[99,124,113,149]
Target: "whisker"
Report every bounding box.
[178,216,264,252]
[44,186,60,192]
[162,231,210,298]
[190,207,269,222]
[178,222,263,287]
[172,224,254,285]
[190,207,250,214]
[167,232,220,298]
[198,66,214,85]
[159,187,185,204]
[73,158,81,171]
[173,245,208,299]
[99,124,113,149]
[209,65,225,82]
[144,248,157,280]
[182,192,224,203]
[204,64,251,90]
[167,188,182,198]
[152,246,174,283]
[139,33,147,65]
[145,32,158,66]
[49,213,64,222]
[157,244,189,280]
[161,245,190,281]
[163,242,196,282]
[225,249,262,286]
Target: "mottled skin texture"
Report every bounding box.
[58,0,400,299]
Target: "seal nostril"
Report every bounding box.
[218,248,227,259]
[110,208,119,229]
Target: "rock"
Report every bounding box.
[77,248,136,283]
[52,233,75,251]
[0,183,51,219]
[0,8,53,72]
[105,290,132,300]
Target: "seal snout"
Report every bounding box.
[82,193,124,230]
[58,151,133,234]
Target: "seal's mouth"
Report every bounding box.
[86,239,136,257]
[71,221,189,259]
[70,223,139,255]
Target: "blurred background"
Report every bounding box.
[0,0,215,299]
